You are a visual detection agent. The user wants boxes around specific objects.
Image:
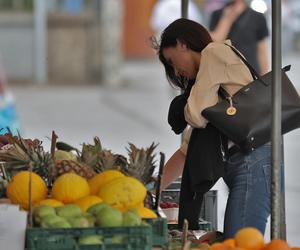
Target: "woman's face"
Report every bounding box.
[162,41,200,80]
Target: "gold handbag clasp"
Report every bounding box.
[226,96,237,116]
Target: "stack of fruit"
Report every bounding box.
[0,133,160,212]
[207,227,300,250]
[33,202,143,228]
[169,227,300,250]
[30,202,151,246]
[0,133,171,248]
[5,170,158,219]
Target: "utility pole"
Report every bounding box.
[34,0,47,84]
[181,0,188,18]
[271,0,286,239]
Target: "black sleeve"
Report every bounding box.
[256,13,269,41]
[167,83,193,135]
[209,9,223,31]
[168,95,187,134]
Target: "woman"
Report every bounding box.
[154,18,271,238]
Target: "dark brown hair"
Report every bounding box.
[153,18,212,89]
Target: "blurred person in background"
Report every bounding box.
[282,0,293,54]
[150,0,203,38]
[209,0,269,75]
[0,56,20,135]
[203,0,227,25]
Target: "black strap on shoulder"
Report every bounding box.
[220,44,292,101]
[224,43,291,84]
[224,43,259,80]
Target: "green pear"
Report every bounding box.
[83,212,96,226]
[54,150,77,161]
[33,205,56,218]
[87,202,110,216]
[67,216,89,228]
[122,210,141,226]
[78,235,103,245]
[51,220,72,228]
[33,205,56,225]
[56,204,82,218]
[96,207,123,227]
[40,214,65,228]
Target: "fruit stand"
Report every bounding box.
[0,131,227,250]
[0,132,170,250]
[0,128,300,250]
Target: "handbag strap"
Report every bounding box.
[219,44,292,100]
[224,43,259,81]
[224,43,291,85]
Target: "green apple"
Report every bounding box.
[96,207,123,227]
[56,204,82,218]
[33,205,56,225]
[122,210,141,226]
[87,202,110,216]
[67,216,89,228]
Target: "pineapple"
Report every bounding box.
[95,150,128,173]
[0,133,54,185]
[0,134,95,186]
[80,137,128,173]
[126,142,158,209]
[126,142,158,187]
[51,160,96,180]
[54,138,158,190]
[50,138,97,180]
[80,136,102,168]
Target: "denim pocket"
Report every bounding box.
[224,153,247,186]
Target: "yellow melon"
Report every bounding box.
[98,176,146,210]
[51,173,90,204]
[88,170,124,195]
[137,206,158,218]
[36,198,64,207]
[6,171,47,210]
[74,195,103,212]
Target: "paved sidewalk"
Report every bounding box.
[11,55,300,245]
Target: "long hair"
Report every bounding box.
[153,18,212,89]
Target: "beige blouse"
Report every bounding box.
[180,40,253,155]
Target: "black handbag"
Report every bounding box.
[202,45,300,152]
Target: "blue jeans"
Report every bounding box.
[223,143,272,238]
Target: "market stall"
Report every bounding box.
[0,0,299,249]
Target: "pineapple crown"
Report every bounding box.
[0,132,54,183]
[55,137,129,173]
[78,137,128,173]
[81,136,102,167]
[126,142,158,187]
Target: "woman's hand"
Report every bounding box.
[222,1,245,23]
